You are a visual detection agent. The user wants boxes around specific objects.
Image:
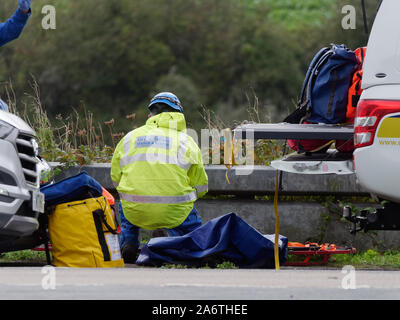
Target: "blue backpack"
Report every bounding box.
[40,171,103,207]
[284,44,359,125]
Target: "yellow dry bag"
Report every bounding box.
[48,196,124,268]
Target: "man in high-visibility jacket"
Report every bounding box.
[111,92,208,263]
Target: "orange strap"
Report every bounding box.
[288,242,306,247]
[102,187,115,206]
[288,242,337,251]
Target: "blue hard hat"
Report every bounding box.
[148,92,183,113]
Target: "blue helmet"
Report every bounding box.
[148,92,183,113]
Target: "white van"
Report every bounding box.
[234,0,400,233]
[353,0,400,203]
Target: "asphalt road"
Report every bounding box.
[0,266,399,301]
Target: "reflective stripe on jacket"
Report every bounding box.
[111,112,208,230]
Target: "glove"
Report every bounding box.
[18,0,31,12]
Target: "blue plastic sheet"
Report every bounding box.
[41,171,103,207]
[137,213,288,268]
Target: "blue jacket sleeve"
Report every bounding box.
[0,8,31,47]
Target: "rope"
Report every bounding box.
[273,169,280,270]
[224,129,236,184]
[309,140,335,153]
[224,128,280,269]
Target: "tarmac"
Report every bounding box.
[0,266,399,300]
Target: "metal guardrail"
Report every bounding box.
[51,163,369,197]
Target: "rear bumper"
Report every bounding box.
[271,150,354,175]
[354,145,400,203]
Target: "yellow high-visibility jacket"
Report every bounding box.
[111,112,208,230]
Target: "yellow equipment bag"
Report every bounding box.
[48,196,124,268]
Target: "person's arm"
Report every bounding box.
[0,1,31,47]
[110,139,124,189]
[187,142,209,199]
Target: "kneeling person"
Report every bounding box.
[111,92,208,263]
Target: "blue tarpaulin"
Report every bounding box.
[40,171,103,207]
[136,213,288,268]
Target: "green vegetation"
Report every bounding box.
[263,0,336,30]
[9,77,285,167]
[215,261,239,269]
[284,248,400,270]
[0,0,378,140]
[0,0,380,167]
[328,249,400,269]
[0,250,48,263]
[3,248,400,270]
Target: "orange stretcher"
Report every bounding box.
[284,242,357,266]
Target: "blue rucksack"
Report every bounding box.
[40,171,103,207]
[284,44,360,125]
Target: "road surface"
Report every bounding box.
[0,266,399,300]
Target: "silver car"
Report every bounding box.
[0,110,44,251]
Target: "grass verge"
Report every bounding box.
[0,250,48,264]
[326,249,400,270]
[2,249,400,270]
